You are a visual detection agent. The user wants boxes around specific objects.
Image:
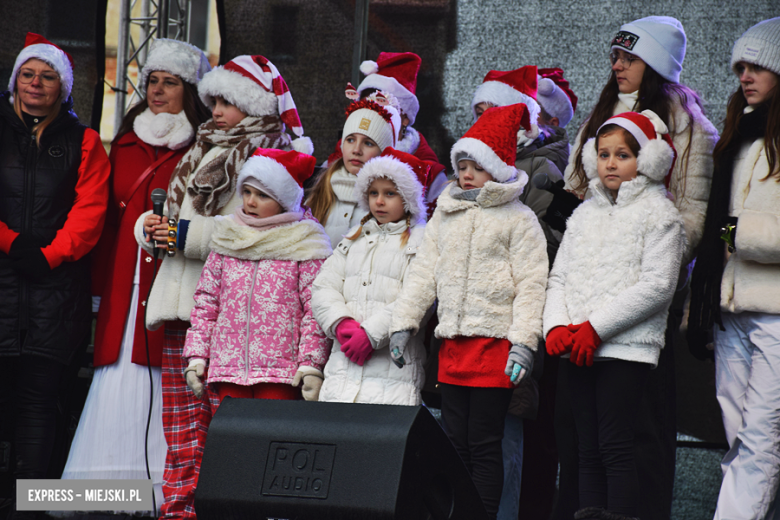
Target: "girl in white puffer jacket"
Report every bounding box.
[312,148,431,405]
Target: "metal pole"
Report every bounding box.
[113,0,131,136]
[158,0,170,38]
[139,0,151,66]
[351,0,370,87]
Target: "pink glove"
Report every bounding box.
[335,318,361,346]
[341,327,373,366]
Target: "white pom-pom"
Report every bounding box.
[291,136,314,156]
[537,77,554,96]
[360,60,379,76]
[640,109,669,136]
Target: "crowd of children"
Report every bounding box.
[2,13,777,520]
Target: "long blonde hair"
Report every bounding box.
[345,212,412,247]
[13,90,62,148]
[306,158,344,226]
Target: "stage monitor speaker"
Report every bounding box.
[195,398,488,520]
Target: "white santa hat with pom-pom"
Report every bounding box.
[198,55,313,154]
[536,68,578,127]
[582,109,677,183]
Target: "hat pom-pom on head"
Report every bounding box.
[537,77,555,96]
[291,136,314,155]
[360,60,379,76]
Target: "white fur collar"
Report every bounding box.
[590,175,664,207]
[133,108,195,150]
[331,166,359,203]
[395,125,421,155]
[210,215,332,261]
[437,179,525,213]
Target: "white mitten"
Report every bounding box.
[293,367,324,401]
[184,359,206,399]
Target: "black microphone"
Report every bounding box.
[150,188,167,254]
[530,171,581,233]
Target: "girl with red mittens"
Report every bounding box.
[543,110,685,520]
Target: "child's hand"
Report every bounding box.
[505,344,534,385]
[389,330,412,368]
[341,327,373,366]
[335,318,361,346]
[569,321,602,367]
[143,214,169,244]
[293,368,324,401]
[546,326,574,356]
[184,360,206,398]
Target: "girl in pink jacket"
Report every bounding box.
[182,148,333,406]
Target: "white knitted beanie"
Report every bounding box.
[611,16,686,83]
[731,17,780,76]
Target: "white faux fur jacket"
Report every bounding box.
[564,92,718,265]
[721,138,780,314]
[134,145,242,330]
[391,180,548,350]
[544,176,686,367]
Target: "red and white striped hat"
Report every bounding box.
[582,109,676,183]
[198,55,313,154]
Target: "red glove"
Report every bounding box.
[335,318,361,346]
[546,326,574,356]
[569,321,602,367]
[341,327,373,366]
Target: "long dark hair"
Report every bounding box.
[570,66,706,195]
[714,82,780,180]
[112,76,210,144]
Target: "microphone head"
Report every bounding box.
[151,188,167,204]
[531,171,551,190]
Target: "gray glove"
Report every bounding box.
[389,330,412,368]
[184,361,206,399]
[504,344,534,386]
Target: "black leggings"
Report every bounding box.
[0,354,67,481]
[567,360,649,516]
[439,383,513,520]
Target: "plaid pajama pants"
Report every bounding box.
[160,321,213,520]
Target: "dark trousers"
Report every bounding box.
[440,383,514,520]
[0,355,68,482]
[567,360,649,516]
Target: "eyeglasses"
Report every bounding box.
[609,52,640,69]
[17,70,60,87]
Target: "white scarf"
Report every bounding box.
[133,108,195,150]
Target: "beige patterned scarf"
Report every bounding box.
[166,115,291,219]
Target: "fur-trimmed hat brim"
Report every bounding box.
[236,155,304,213]
[198,66,277,118]
[582,136,674,182]
[450,137,521,184]
[471,81,540,123]
[138,38,211,95]
[354,156,427,222]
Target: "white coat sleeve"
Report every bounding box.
[134,209,157,255]
[310,242,353,338]
[391,210,442,335]
[507,212,548,350]
[543,232,573,337]
[588,218,685,341]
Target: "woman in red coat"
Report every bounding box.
[60,38,211,511]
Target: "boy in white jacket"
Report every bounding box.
[312,148,431,405]
[390,104,548,520]
[543,110,685,520]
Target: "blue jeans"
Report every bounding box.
[497,414,524,520]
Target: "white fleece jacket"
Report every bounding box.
[721,137,780,314]
[134,145,242,330]
[544,175,686,367]
[391,180,548,350]
[564,91,718,265]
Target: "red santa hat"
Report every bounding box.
[236,148,317,213]
[9,32,74,103]
[358,52,422,125]
[450,103,532,184]
[536,68,578,127]
[582,110,676,183]
[198,55,313,154]
[470,66,540,126]
[355,147,431,223]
